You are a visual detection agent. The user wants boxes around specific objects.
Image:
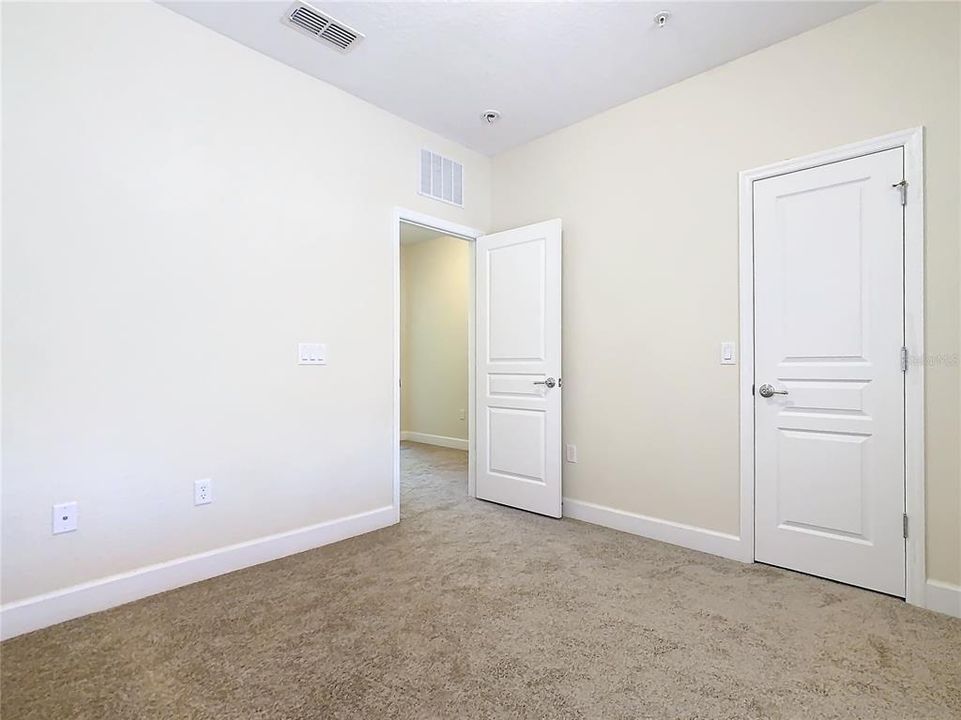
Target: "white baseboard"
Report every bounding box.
[564,499,960,618]
[925,579,961,619]
[5,497,952,641]
[0,505,395,641]
[400,431,468,451]
[562,498,749,563]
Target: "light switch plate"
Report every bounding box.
[298,343,327,365]
[720,341,736,365]
[52,502,78,534]
[565,444,578,463]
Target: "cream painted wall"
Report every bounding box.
[1,1,489,604]
[3,0,959,613]
[400,235,470,441]
[492,2,961,585]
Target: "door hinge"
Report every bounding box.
[903,513,909,539]
[892,180,907,206]
[900,346,909,373]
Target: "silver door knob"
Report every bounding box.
[533,377,556,388]
[758,383,788,398]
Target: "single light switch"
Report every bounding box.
[720,341,736,365]
[298,343,327,365]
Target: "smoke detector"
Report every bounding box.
[481,110,501,125]
[654,11,671,28]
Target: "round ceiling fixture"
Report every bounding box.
[654,10,671,28]
[481,110,501,125]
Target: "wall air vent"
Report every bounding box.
[419,150,464,207]
[282,2,364,54]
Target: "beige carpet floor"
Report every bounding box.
[2,441,960,719]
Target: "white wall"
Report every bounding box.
[3,0,959,630]
[400,235,470,444]
[492,2,961,585]
[1,1,490,606]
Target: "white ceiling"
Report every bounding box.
[162,1,869,156]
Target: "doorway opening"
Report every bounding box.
[392,210,483,522]
[399,220,473,514]
[392,210,564,522]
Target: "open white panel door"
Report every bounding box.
[475,219,562,518]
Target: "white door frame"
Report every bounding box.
[392,208,485,522]
[738,127,925,606]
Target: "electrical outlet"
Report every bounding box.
[458,408,466,421]
[194,479,213,506]
[565,444,578,463]
[52,502,78,534]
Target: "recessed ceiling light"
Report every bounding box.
[481,110,501,125]
[654,11,671,28]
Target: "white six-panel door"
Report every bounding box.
[475,219,562,517]
[753,148,906,596]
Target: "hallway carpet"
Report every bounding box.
[2,442,959,719]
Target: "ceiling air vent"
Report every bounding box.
[420,150,464,207]
[282,2,364,54]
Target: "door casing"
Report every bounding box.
[738,128,925,607]
[392,209,484,523]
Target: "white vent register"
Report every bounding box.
[420,150,464,207]
[282,2,364,53]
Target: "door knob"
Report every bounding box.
[533,377,556,389]
[758,383,788,398]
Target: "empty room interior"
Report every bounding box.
[1,1,959,718]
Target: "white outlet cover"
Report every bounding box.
[52,502,78,534]
[565,444,578,463]
[194,478,213,506]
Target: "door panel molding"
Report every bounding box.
[738,128,925,607]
